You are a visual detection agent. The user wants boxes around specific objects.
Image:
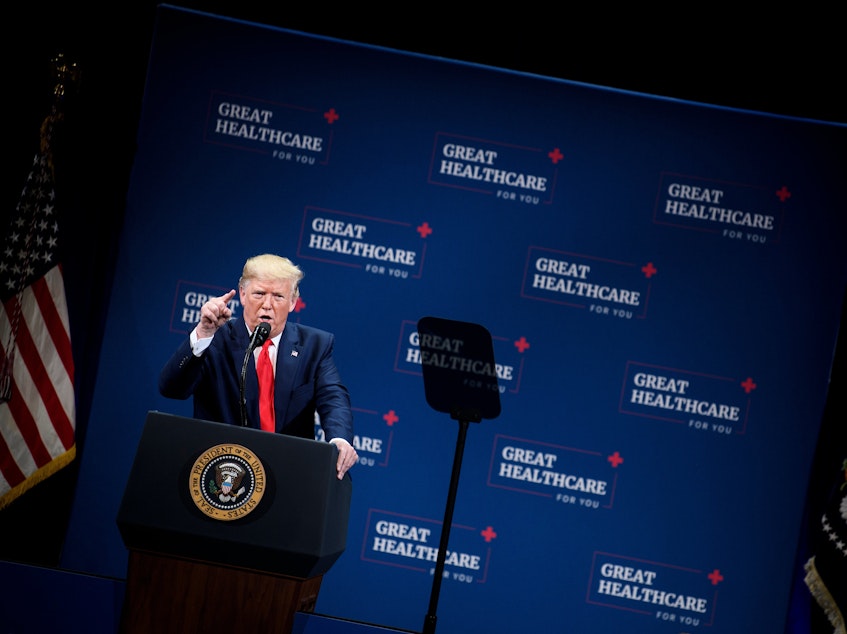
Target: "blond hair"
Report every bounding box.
[239,254,304,298]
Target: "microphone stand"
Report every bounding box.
[240,322,270,427]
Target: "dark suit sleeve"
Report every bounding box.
[158,321,250,427]
[158,337,203,399]
[313,334,354,444]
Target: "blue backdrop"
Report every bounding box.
[60,6,846,633]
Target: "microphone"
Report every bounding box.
[248,321,272,353]
[240,322,272,426]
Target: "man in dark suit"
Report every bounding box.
[159,253,358,479]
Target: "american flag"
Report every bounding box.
[0,111,76,510]
[804,458,847,633]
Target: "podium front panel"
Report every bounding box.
[116,411,352,578]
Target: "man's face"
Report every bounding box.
[239,278,297,338]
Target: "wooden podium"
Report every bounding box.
[116,411,352,633]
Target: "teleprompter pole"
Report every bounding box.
[422,408,480,634]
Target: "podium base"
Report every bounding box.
[120,550,323,634]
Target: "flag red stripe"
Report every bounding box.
[3,326,54,467]
[2,388,47,485]
[0,416,27,487]
[0,384,51,489]
[32,271,74,382]
[17,292,75,451]
[30,273,76,448]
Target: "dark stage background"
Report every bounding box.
[3,3,844,633]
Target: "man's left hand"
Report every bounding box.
[330,438,358,479]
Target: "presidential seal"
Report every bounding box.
[189,443,266,520]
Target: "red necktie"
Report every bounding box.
[257,339,275,431]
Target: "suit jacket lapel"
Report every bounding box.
[275,323,301,426]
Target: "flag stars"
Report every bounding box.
[2,151,60,299]
[821,510,846,553]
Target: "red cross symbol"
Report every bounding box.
[708,569,724,585]
[480,526,498,542]
[775,185,791,202]
[548,148,564,164]
[417,222,433,238]
[514,337,530,353]
[383,410,399,427]
[294,297,306,313]
[607,451,624,468]
[324,108,339,124]
[641,262,657,278]
[741,377,757,394]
